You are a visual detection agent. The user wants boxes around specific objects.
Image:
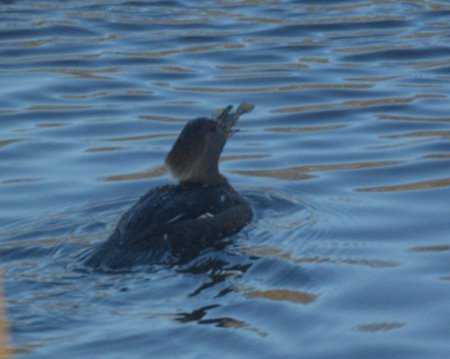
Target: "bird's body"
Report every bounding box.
[83,103,254,269]
[84,181,251,268]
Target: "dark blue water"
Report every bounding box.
[1,1,450,358]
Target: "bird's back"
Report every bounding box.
[83,181,252,269]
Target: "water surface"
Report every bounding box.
[1,1,450,358]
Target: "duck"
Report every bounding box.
[83,103,254,269]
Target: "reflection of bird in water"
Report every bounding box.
[84,103,255,269]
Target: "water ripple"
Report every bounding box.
[1,1,450,358]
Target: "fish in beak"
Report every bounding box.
[214,102,255,137]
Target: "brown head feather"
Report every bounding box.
[165,118,225,183]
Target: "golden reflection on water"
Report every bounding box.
[14,34,117,47]
[0,237,62,249]
[414,59,450,69]
[0,275,12,359]
[407,30,450,39]
[101,133,171,142]
[244,289,318,305]
[378,115,450,123]
[233,161,399,180]
[174,83,370,94]
[423,154,450,159]
[99,165,167,182]
[217,0,270,7]
[216,63,307,71]
[175,308,268,337]
[355,322,405,333]
[367,138,430,151]
[357,177,450,192]
[161,66,194,73]
[334,44,410,54]
[1,178,44,185]
[165,100,199,105]
[40,67,119,80]
[301,57,329,64]
[63,92,108,100]
[139,115,186,123]
[273,94,445,114]
[35,123,65,128]
[86,34,118,44]
[210,317,268,337]
[33,18,73,25]
[233,168,314,181]
[13,38,57,47]
[84,146,127,153]
[347,75,398,82]
[243,247,400,269]
[304,15,405,24]
[409,245,450,252]
[215,72,293,80]
[238,17,283,24]
[221,154,271,162]
[304,3,371,13]
[383,130,450,139]
[117,42,244,58]
[28,105,91,111]
[267,124,347,133]
[0,140,21,149]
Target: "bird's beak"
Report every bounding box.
[216,105,234,133]
[215,102,254,137]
